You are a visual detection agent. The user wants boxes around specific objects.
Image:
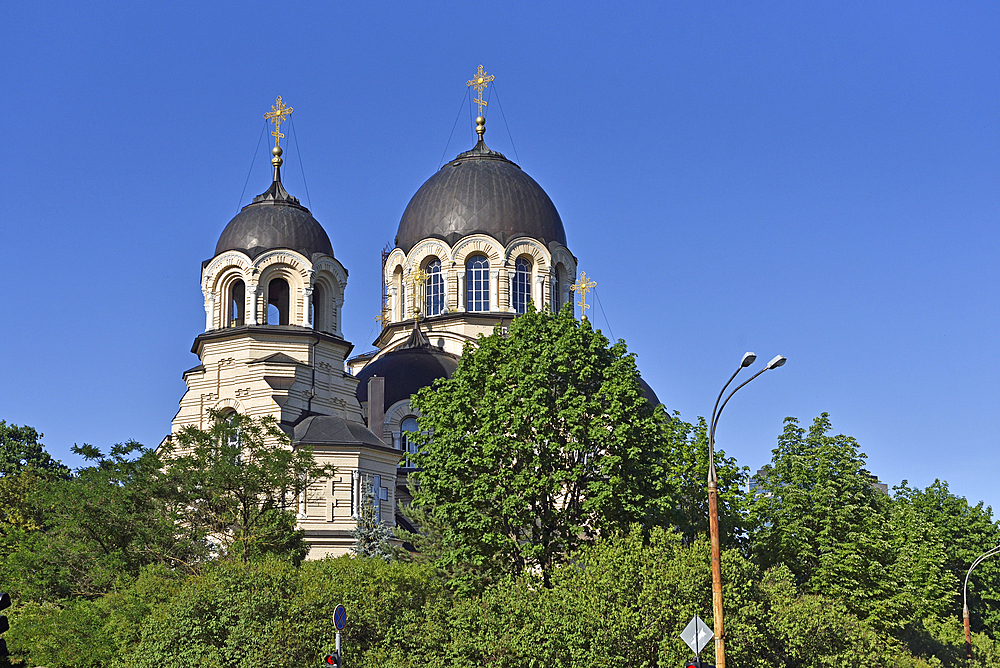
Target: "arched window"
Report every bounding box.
[512,257,532,314]
[401,416,419,467]
[312,283,325,331]
[466,255,490,312]
[266,277,289,325]
[555,263,569,311]
[425,258,444,316]
[228,280,245,327]
[392,266,403,321]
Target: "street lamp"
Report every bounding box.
[963,544,1000,659]
[707,352,786,668]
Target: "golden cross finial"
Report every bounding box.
[264,96,294,148]
[466,65,495,117]
[570,271,597,321]
[405,268,429,318]
[375,294,390,326]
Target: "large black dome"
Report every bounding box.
[395,140,567,254]
[355,327,459,411]
[216,179,333,260]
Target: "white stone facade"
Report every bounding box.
[172,244,400,560]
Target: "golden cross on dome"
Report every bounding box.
[571,271,597,320]
[405,268,429,318]
[466,65,495,117]
[375,295,390,326]
[264,96,294,148]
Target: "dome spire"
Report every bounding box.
[467,65,495,141]
[264,95,294,182]
[571,271,597,321]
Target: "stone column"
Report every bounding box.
[499,268,510,312]
[304,287,314,328]
[247,285,259,326]
[205,291,215,331]
[458,272,466,312]
[389,286,399,322]
[490,270,500,311]
[536,275,546,310]
[334,296,344,337]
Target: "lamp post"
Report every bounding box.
[707,352,786,668]
[963,544,1000,659]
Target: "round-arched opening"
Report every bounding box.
[424,257,444,316]
[466,255,490,312]
[227,279,245,327]
[512,257,532,314]
[266,277,290,325]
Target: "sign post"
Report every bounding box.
[680,614,714,662]
[325,604,347,667]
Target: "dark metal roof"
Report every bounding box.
[638,376,661,407]
[216,177,333,260]
[292,415,385,447]
[355,325,459,411]
[395,140,567,254]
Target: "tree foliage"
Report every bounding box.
[0,421,69,477]
[160,411,335,565]
[409,305,674,590]
[660,414,748,547]
[748,414,957,635]
[0,440,202,602]
[351,476,394,562]
[894,479,1000,636]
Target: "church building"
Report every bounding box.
[170,71,649,558]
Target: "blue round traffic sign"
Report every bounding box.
[334,604,347,631]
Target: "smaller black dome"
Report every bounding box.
[355,326,458,411]
[216,178,333,259]
[638,376,661,407]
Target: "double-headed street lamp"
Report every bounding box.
[707,352,786,668]
[963,544,1000,659]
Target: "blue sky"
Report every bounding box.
[3,2,997,511]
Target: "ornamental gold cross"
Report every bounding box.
[466,65,495,117]
[264,96,294,148]
[405,268,429,317]
[571,271,597,320]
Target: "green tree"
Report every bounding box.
[409,306,673,590]
[747,414,949,631]
[660,414,748,547]
[161,411,336,564]
[0,441,204,602]
[351,476,394,562]
[894,479,1000,636]
[0,421,69,477]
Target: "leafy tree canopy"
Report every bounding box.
[160,411,336,565]
[0,420,68,477]
[409,305,674,590]
[894,479,1000,636]
[748,413,953,631]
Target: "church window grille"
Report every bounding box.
[512,257,532,314]
[466,255,490,312]
[312,283,326,331]
[228,280,245,327]
[401,416,419,467]
[425,259,444,316]
[266,278,290,325]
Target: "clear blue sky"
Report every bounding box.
[3,2,997,511]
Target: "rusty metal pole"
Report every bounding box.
[707,353,786,668]
[964,601,972,660]
[963,544,1000,662]
[708,467,726,668]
